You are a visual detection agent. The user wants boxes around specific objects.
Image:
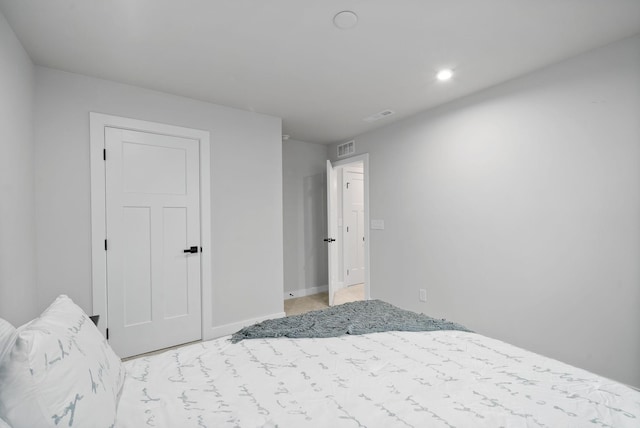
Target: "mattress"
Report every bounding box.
[116,330,640,427]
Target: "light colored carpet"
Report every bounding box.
[284,292,329,316]
[284,284,365,316]
[334,283,365,306]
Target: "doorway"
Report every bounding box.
[326,154,370,306]
[90,113,212,359]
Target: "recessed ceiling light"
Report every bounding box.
[333,11,358,30]
[436,69,454,81]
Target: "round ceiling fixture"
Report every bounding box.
[436,69,454,81]
[333,11,358,30]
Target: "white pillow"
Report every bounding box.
[0,416,11,428]
[0,318,15,363]
[0,295,125,428]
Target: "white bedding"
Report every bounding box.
[117,330,640,427]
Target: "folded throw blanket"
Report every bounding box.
[231,299,471,343]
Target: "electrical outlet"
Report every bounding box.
[419,289,427,302]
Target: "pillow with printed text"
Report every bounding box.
[0,295,124,428]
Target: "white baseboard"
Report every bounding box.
[204,311,287,340]
[283,284,328,300]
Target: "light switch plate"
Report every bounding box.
[371,219,385,230]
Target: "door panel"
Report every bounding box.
[105,127,201,358]
[122,206,152,326]
[162,207,189,318]
[343,171,364,285]
[122,142,187,194]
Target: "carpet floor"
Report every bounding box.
[284,283,365,316]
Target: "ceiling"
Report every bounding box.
[2,1,639,144]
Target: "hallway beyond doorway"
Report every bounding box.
[284,284,364,316]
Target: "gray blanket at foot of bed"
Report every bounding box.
[230,299,471,343]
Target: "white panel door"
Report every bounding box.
[326,160,339,306]
[343,170,365,286]
[105,127,201,358]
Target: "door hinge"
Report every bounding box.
[347,269,350,276]
[346,226,349,232]
[106,328,109,340]
[103,149,106,160]
[346,182,350,189]
[104,239,108,251]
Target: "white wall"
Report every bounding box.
[332,36,640,387]
[0,11,38,326]
[33,67,284,330]
[282,139,328,296]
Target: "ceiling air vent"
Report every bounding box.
[363,109,395,123]
[337,140,355,158]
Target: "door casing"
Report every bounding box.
[327,154,370,304]
[89,113,212,341]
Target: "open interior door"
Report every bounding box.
[326,160,338,306]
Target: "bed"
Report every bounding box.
[117,330,640,427]
[1,296,639,427]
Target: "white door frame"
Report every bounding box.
[329,153,370,301]
[326,160,337,306]
[89,112,212,340]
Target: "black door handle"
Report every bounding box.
[323,238,336,242]
[183,246,199,253]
